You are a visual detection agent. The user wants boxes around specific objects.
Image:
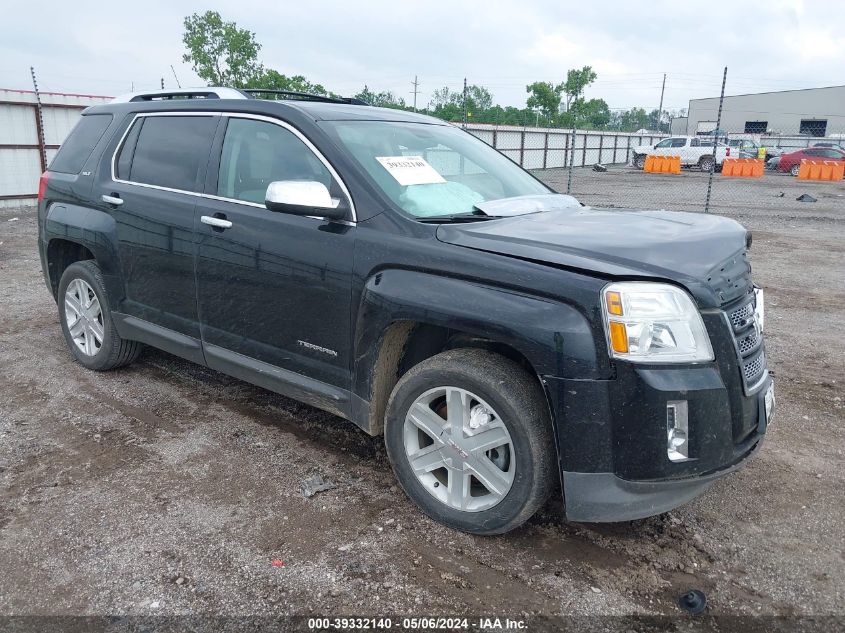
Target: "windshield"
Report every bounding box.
[320,121,550,217]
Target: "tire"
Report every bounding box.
[57,260,142,371]
[698,155,715,172]
[633,154,646,169]
[384,349,556,535]
[790,164,800,177]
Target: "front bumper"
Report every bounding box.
[543,363,771,522]
[561,436,763,522]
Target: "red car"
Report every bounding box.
[778,147,845,176]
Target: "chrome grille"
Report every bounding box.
[725,293,768,393]
[738,328,761,355]
[729,302,754,330]
[743,351,766,384]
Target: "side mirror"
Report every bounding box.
[265,181,348,220]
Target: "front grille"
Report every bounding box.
[729,302,754,329]
[743,350,766,383]
[737,327,761,355]
[726,294,768,393]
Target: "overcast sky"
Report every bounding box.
[2,0,843,112]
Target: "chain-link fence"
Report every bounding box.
[465,121,845,217]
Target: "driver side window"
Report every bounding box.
[217,118,333,204]
[655,139,673,148]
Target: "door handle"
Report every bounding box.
[201,215,233,229]
[101,194,123,206]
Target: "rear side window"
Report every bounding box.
[49,114,113,174]
[118,115,216,192]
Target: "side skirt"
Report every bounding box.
[112,313,375,434]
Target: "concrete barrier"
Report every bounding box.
[722,158,764,178]
[797,160,845,181]
[644,155,681,174]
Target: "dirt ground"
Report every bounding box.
[0,169,843,630]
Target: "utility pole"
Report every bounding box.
[462,77,468,129]
[161,77,165,89]
[410,75,420,112]
[657,73,666,133]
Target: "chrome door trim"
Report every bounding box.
[108,111,357,223]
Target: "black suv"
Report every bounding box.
[37,88,774,534]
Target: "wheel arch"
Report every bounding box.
[352,269,603,436]
[43,204,122,302]
[46,239,96,298]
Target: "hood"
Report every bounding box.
[436,204,751,308]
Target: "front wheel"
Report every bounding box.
[384,349,556,535]
[633,154,646,169]
[790,164,800,177]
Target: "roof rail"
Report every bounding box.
[110,87,248,103]
[110,86,370,106]
[241,89,369,105]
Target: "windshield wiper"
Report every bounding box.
[417,212,501,224]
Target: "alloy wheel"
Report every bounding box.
[64,278,104,357]
[403,386,515,512]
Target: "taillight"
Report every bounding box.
[726,147,731,156]
[37,172,49,202]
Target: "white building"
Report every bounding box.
[684,85,845,137]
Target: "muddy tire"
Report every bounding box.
[58,260,142,371]
[384,349,556,535]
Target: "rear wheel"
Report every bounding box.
[58,261,142,371]
[384,349,556,535]
[790,164,800,177]
[698,155,715,172]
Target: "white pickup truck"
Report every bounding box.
[631,136,730,171]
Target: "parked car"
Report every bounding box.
[726,138,783,159]
[37,88,773,534]
[812,142,845,152]
[631,136,729,171]
[778,147,845,176]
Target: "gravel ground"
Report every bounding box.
[0,169,843,630]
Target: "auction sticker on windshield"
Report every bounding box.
[376,156,446,186]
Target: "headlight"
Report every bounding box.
[601,282,714,363]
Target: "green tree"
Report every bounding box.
[428,84,493,122]
[579,98,611,129]
[247,69,330,96]
[430,86,455,109]
[562,66,597,112]
[526,81,563,119]
[465,85,493,112]
[612,107,650,132]
[354,85,407,109]
[182,11,263,87]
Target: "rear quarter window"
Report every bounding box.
[49,114,113,174]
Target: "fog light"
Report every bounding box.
[667,401,689,462]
